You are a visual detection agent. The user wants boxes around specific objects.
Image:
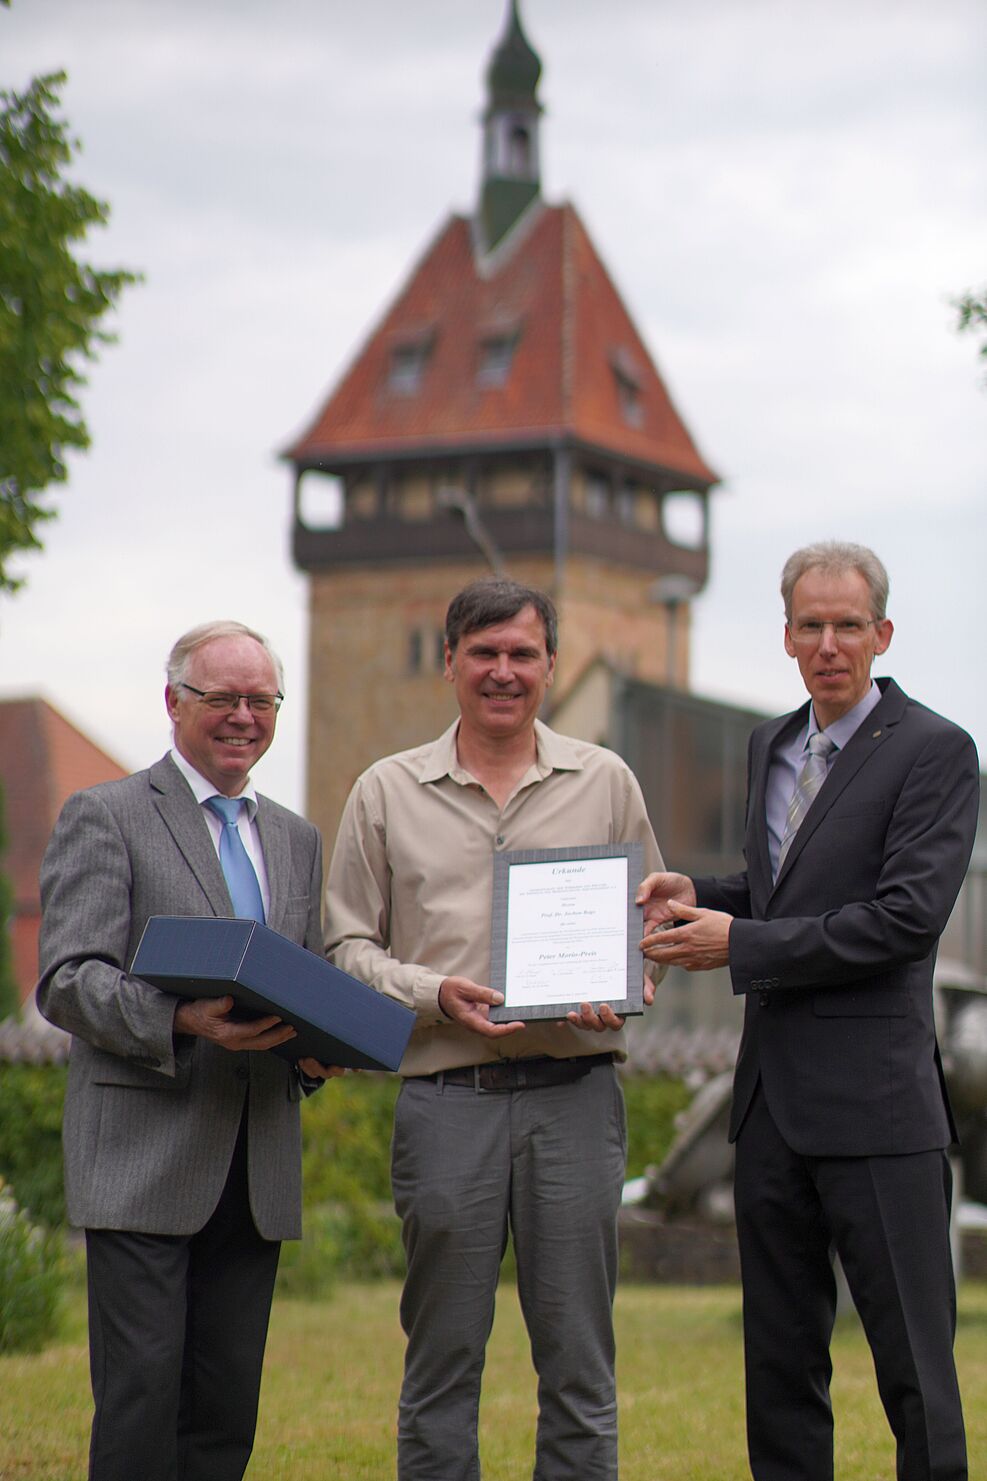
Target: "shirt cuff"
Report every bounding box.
[412,968,448,1023]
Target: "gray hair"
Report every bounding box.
[780,541,890,623]
[166,620,284,693]
[445,578,559,656]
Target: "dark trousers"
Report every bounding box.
[85,1119,281,1481]
[734,1083,966,1481]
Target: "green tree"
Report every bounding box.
[953,287,987,385]
[0,70,139,593]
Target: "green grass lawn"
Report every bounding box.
[2,1280,985,1479]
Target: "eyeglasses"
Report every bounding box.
[788,619,878,647]
[180,684,283,714]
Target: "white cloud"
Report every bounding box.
[2,0,985,816]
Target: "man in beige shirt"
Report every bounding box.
[326,577,663,1481]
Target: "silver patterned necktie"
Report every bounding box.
[777,732,837,871]
[204,795,265,921]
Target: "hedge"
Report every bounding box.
[0,1060,690,1238]
[0,1176,64,1352]
[0,1064,67,1227]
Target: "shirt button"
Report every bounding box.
[495,835,505,847]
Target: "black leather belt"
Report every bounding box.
[416,1052,613,1093]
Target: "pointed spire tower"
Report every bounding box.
[284,3,720,846]
[478,0,543,253]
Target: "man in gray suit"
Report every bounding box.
[38,620,336,1481]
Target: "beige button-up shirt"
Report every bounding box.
[325,719,664,1076]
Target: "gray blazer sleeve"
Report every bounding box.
[37,784,185,1075]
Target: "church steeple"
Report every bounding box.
[478,0,543,253]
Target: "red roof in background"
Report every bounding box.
[286,203,718,487]
[0,698,127,909]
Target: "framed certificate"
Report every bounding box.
[488,843,645,1023]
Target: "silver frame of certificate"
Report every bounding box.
[488,842,645,1023]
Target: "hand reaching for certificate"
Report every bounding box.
[636,871,733,972]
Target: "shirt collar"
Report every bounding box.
[416,718,585,787]
[169,747,259,819]
[806,680,882,753]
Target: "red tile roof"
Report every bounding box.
[0,695,127,929]
[1,697,129,1001]
[286,203,718,487]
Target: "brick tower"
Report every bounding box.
[284,0,719,847]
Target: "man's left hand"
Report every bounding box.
[565,973,655,1031]
[566,1001,626,1032]
[640,900,733,971]
[297,1058,346,1079]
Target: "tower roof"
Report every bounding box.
[285,202,717,489]
[486,0,542,107]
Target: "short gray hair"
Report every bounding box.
[166,620,284,693]
[780,541,889,623]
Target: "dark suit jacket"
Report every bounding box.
[37,755,323,1239]
[694,679,979,1158]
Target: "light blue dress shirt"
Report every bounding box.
[765,681,882,880]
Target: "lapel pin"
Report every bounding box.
[872,730,882,738]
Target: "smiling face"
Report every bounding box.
[165,634,279,795]
[444,604,555,746]
[784,566,893,729]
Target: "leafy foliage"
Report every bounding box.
[292,1073,405,1283]
[0,1175,64,1353]
[0,1058,691,1294]
[300,1071,400,1208]
[277,1201,406,1297]
[0,1063,67,1226]
[954,287,987,384]
[0,71,139,592]
[623,1072,693,1179]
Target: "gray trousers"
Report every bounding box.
[391,1060,627,1481]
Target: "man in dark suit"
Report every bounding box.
[637,542,979,1480]
[37,620,337,1481]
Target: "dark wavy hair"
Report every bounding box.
[445,578,558,656]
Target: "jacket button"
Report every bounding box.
[758,992,770,1009]
[235,1064,249,1082]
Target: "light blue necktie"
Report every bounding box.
[777,731,837,871]
[205,796,265,922]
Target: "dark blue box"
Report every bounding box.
[132,916,414,1072]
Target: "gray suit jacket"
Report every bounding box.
[37,754,323,1239]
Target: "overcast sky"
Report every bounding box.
[2,0,984,814]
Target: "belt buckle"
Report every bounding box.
[475,1061,515,1094]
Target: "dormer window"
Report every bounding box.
[476,313,522,388]
[388,328,435,395]
[611,347,643,428]
[477,332,518,387]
